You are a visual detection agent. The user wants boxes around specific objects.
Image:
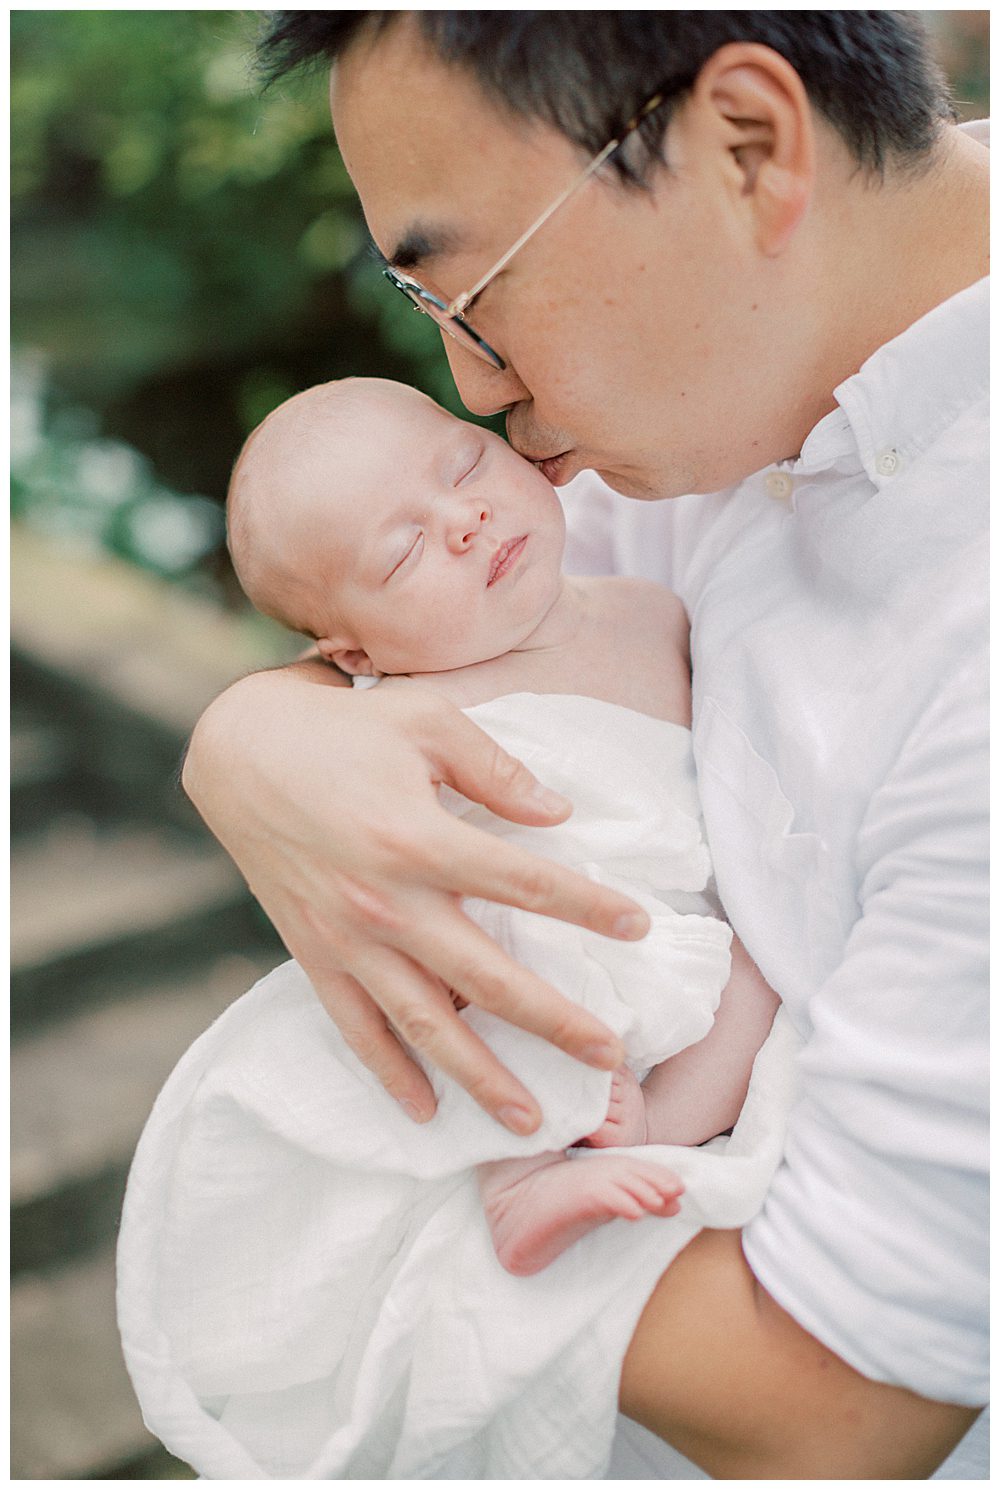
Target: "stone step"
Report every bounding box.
[11,713,72,787]
[11,1243,195,1479]
[12,523,297,740]
[11,648,196,837]
[12,950,282,1276]
[11,816,281,1030]
[12,818,242,968]
[9,527,300,1475]
[11,710,89,836]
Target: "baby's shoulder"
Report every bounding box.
[570,576,691,726]
[579,575,689,640]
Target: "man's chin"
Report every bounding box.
[556,457,693,501]
[594,466,674,501]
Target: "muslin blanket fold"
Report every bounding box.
[117,693,799,1478]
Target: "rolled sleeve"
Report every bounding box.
[743,648,988,1405]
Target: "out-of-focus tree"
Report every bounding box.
[11,10,465,504]
[927,10,989,121]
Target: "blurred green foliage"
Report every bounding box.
[9,9,988,598]
[11,350,227,586]
[14,12,349,386]
[11,7,473,584]
[924,10,990,121]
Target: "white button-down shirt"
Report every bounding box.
[562,271,988,1406]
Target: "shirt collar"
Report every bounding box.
[832,274,988,488]
[785,272,989,483]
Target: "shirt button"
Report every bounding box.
[765,471,794,501]
[875,447,900,477]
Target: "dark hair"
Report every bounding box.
[257,10,955,178]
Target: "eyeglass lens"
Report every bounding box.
[388,275,502,367]
[419,296,500,366]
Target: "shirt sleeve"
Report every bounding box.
[742,645,988,1406]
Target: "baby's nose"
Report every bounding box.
[448,503,491,552]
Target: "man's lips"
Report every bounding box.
[523,450,574,484]
[487,534,528,586]
[507,419,575,484]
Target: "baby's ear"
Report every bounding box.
[315,637,382,677]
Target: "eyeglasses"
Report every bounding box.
[382,90,667,370]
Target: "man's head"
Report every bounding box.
[259,13,952,179]
[258,13,956,500]
[227,378,566,675]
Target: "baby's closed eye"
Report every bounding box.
[386,531,424,581]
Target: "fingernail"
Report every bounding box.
[579,1041,624,1069]
[399,1098,433,1124]
[612,911,648,939]
[530,782,571,814]
[497,1104,539,1136]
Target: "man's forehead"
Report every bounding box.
[330,14,503,153]
[330,22,574,266]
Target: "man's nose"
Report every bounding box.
[441,332,530,418]
[446,499,491,553]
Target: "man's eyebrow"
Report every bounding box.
[367,221,465,273]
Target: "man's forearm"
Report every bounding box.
[620,1227,979,1478]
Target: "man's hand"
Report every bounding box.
[182,661,646,1131]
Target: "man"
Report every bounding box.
[183,13,987,1477]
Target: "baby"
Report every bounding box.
[225,377,779,1277]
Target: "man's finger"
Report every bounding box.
[425,707,575,825]
[305,962,438,1122]
[408,907,625,1070]
[350,946,545,1135]
[432,814,650,941]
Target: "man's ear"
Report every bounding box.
[315,636,382,677]
[694,42,816,256]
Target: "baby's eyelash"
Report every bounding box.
[386,531,423,581]
[456,448,483,485]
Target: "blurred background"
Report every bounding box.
[9,10,989,1479]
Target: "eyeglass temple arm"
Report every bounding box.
[446,92,664,319]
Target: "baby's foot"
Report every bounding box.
[482,1152,682,1277]
[582,1065,648,1147]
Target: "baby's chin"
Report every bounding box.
[379,640,520,676]
[376,589,565,676]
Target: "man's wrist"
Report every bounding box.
[182,657,352,800]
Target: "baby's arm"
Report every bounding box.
[641,937,779,1147]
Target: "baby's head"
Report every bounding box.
[227,379,566,676]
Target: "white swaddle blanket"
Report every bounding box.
[117,693,800,1478]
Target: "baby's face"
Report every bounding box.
[284,384,567,674]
